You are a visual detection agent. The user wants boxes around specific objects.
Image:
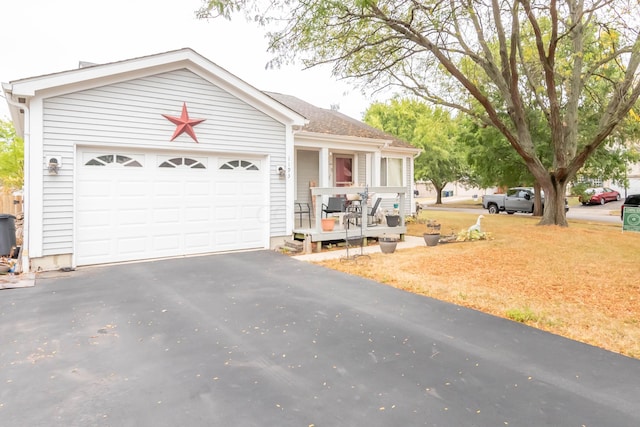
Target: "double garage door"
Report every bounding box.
[76,149,268,266]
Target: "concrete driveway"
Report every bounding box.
[1,251,639,426]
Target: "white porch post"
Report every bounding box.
[319,147,330,187]
[372,151,381,186]
[315,147,330,223]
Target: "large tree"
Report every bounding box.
[199,0,640,226]
[364,98,470,204]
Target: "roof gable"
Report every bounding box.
[3,48,306,131]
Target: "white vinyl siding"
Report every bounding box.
[41,150,74,254]
[356,152,366,185]
[41,69,286,256]
[404,156,414,215]
[296,150,319,205]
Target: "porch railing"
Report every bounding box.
[309,186,407,234]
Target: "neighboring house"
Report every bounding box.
[3,48,419,272]
[626,160,640,194]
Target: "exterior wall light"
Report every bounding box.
[46,156,62,175]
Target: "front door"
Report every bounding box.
[335,156,353,187]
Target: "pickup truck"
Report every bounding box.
[482,187,568,214]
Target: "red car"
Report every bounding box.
[579,187,621,205]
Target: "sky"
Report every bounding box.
[0,0,383,122]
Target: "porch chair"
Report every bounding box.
[366,197,383,226]
[294,201,312,227]
[322,196,347,217]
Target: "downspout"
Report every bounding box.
[5,95,30,274]
[412,149,422,214]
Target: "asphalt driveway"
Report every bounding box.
[1,251,639,426]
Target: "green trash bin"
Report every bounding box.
[0,214,16,256]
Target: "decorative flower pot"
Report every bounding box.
[423,233,440,247]
[321,218,336,231]
[385,215,400,227]
[379,236,398,253]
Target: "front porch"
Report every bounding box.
[292,186,408,252]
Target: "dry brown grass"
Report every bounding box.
[314,211,640,359]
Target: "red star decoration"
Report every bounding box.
[162,102,205,142]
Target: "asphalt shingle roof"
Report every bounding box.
[265,92,416,149]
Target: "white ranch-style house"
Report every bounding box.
[3,48,420,272]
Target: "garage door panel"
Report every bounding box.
[79,198,115,211]
[185,232,212,250]
[185,206,211,222]
[77,150,268,265]
[78,180,111,196]
[118,181,150,197]
[215,181,241,195]
[152,234,182,252]
[154,180,182,196]
[153,208,180,224]
[78,238,111,258]
[215,229,238,245]
[214,205,238,220]
[78,211,111,227]
[186,181,211,195]
[117,237,148,255]
[118,209,148,226]
[77,192,113,207]
[241,186,262,198]
[242,205,264,220]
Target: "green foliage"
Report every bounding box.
[458,117,534,189]
[0,120,24,191]
[579,139,640,188]
[570,182,592,203]
[506,307,541,324]
[455,229,491,242]
[197,1,640,226]
[363,98,471,202]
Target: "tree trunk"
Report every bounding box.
[433,182,444,204]
[532,182,543,217]
[539,180,569,226]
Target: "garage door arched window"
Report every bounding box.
[85,154,142,167]
[219,159,260,171]
[159,157,206,169]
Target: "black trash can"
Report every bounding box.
[0,214,16,256]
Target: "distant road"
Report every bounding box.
[420,198,623,225]
[567,200,622,224]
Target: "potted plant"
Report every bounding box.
[385,208,400,227]
[321,217,337,231]
[379,234,399,253]
[423,219,441,246]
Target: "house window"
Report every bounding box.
[577,176,603,187]
[159,157,206,169]
[381,158,403,186]
[334,156,353,187]
[85,154,142,167]
[219,159,260,171]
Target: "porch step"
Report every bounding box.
[284,239,304,253]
